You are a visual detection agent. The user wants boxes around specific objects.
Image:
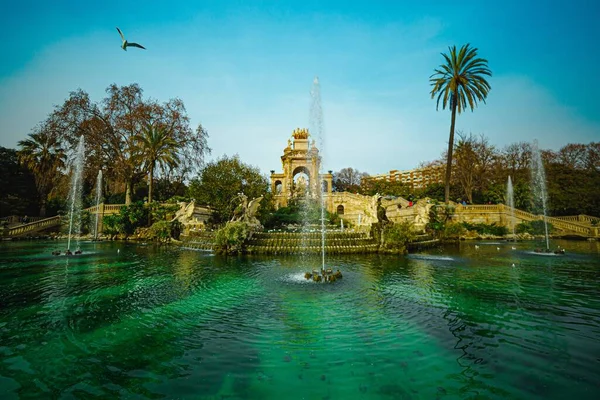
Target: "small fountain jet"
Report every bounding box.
[116,27,146,51]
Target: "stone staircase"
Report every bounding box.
[407,233,440,250]
[2,216,62,238]
[246,231,379,254]
[180,231,216,251]
[2,203,125,239]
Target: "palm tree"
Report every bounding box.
[135,122,180,203]
[18,130,66,216]
[430,44,491,204]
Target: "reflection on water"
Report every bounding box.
[0,239,599,399]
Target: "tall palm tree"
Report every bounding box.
[430,44,491,204]
[18,130,66,216]
[135,122,180,203]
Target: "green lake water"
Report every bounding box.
[1,239,599,399]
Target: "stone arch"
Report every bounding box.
[292,166,311,194]
[274,180,283,194]
[292,166,311,181]
[321,180,328,193]
[336,205,345,215]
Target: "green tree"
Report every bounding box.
[430,44,492,204]
[136,122,180,203]
[0,147,38,217]
[187,155,269,224]
[359,179,409,198]
[332,167,369,192]
[17,130,66,216]
[42,84,210,205]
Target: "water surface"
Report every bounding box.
[1,239,599,399]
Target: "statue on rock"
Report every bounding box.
[231,193,264,230]
[413,198,433,232]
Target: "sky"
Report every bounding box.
[1,0,599,176]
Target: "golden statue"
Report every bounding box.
[292,128,309,139]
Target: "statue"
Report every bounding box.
[363,194,381,225]
[377,197,389,224]
[414,198,433,230]
[231,193,264,229]
[174,200,196,223]
[292,128,309,140]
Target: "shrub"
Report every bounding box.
[148,220,182,242]
[444,222,466,239]
[149,202,179,222]
[101,202,148,236]
[149,221,172,242]
[165,196,190,204]
[426,203,454,234]
[461,222,508,236]
[214,221,250,255]
[516,220,553,235]
[102,214,123,236]
[382,221,416,254]
[264,200,339,229]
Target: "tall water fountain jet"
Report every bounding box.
[506,176,516,240]
[310,76,326,272]
[66,136,85,252]
[93,170,103,240]
[530,140,550,250]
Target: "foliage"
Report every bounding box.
[359,179,410,198]
[45,197,67,217]
[149,202,179,223]
[135,122,180,203]
[516,220,554,235]
[102,214,123,236]
[30,84,210,205]
[17,130,66,216]
[263,200,339,229]
[187,155,269,225]
[452,132,496,204]
[430,43,492,203]
[381,221,416,254]
[332,167,369,192]
[426,203,455,234]
[148,220,183,242]
[165,195,190,204]
[461,222,507,236]
[102,201,149,236]
[443,222,465,239]
[214,221,250,255]
[0,147,38,217]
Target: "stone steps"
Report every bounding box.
[246,243,379,254]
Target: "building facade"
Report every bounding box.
[367,166,444,190]
[270,128,333,208]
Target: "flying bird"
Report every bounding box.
[116,27,146,51]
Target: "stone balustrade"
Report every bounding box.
[6,216,61,237]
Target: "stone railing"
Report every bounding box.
[84,204,124,214]
[456,204,502,213]
[448,204,599,237]
[5,216,61,237]
[553,215,599,225]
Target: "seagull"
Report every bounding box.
[511,246,516,250]
[497,247,500,251]
[116,27,146,51]
[474,245,479,250]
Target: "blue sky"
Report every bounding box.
[1,0,599,175]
